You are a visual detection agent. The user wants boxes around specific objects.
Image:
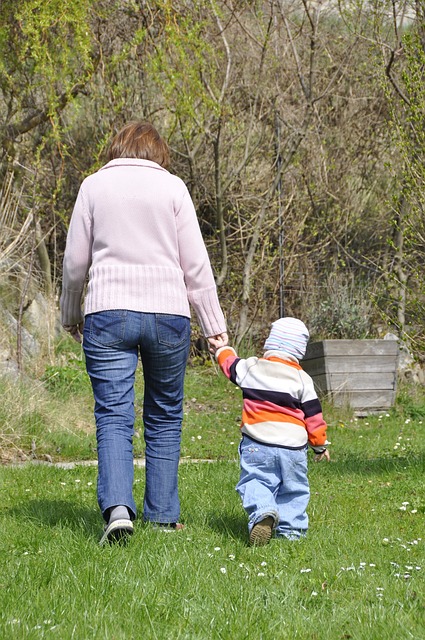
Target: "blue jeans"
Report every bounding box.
[83,311,190,524]
[236,435,310,539]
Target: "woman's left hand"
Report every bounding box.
[63,322,84,344]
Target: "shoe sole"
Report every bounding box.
[249,516,274,547]
[99,519,134,546]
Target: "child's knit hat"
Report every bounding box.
[264,317,309,360]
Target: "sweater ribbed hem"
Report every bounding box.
[84,264,190,318]
[60,264,227,337]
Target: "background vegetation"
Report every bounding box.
[1,5,424,635]
[1,0,424,358]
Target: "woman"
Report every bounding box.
[60,121,228,544]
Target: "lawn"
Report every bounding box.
[0,357,424,639]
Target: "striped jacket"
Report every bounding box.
[216,346,328,451]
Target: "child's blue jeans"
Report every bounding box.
[236,435,310,540]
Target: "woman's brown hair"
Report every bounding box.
[106,121,170,168]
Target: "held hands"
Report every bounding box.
[314,449,330,462]
[207,332,229,354]
[63,322,84,344]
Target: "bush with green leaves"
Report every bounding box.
[307,275,373,340]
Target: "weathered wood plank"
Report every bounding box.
[311,373,396,392]
[325,390,396,410]
[302,355,397,377]
[305,339,399,359]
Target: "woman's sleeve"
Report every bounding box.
[176,188,226,337]
[60,186,93,326]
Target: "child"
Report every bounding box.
[210,317,330,546]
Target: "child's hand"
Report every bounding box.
[207,332,229,354]
[314,449,330,462]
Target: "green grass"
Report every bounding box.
[1,352,425,638]
[1,354,242,464]
[0,449,424,639]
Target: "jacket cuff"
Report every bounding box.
[215,346,236,360]
[310,444,328,454]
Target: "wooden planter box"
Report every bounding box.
[302,339,399,413]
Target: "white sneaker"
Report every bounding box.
[99,518,134,546]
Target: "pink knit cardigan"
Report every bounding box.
[60,159,226,337]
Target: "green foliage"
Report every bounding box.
[0,0,95,142]
[144,0,221,126]
[307,275,373,340]
[42,354,90,397]
[379,25,425,350]
[0,370,94,463]
[0,0,99,249]
[395,382,425,419]
[2,0,94,91]
[2,1,425,366]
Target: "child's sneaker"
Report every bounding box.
[249,516,274,546]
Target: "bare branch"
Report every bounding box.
[280,6,310,101]
[385,47,411,105]
[210,1,232,104]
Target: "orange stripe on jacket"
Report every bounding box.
[265,356,303,370]
[242,400,305,428]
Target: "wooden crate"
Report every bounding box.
[302,339,399,413]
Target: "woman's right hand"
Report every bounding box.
[207,332,229,353]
